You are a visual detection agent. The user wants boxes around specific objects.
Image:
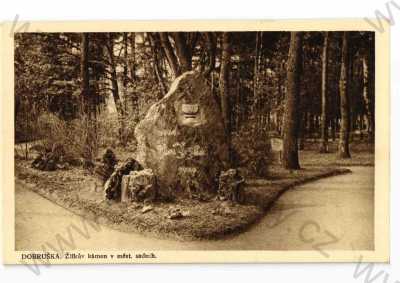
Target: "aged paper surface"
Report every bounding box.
[1,20,389,264]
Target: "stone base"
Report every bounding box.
[121,169,157,203]
[104,158,143,200]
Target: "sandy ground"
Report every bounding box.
[15,166,373,251]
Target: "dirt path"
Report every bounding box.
[15,167,373,251]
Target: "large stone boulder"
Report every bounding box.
[134,71,229,199]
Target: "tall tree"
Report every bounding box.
[362,53,374,141]
[158,32,198,80]
[337,32,351,158]
[219,32,232,159]
[319,32,329,153]
[172,33,193,72]
[203,32,217,76]
[123,33,129,91]
[148,33,168,96]
[105,33,124,117]
[253,31,262,123]
[367,34,375,141]
[159,33,181,78]
[282,32,303,170]
[80,33,91,116]
[129,32,136,80]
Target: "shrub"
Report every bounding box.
[36,112,100,163]
[231,122,271,178]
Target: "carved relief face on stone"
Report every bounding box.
[174,97,206,127]
[167,73,209,128]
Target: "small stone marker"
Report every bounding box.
[270,137,283,163]
[270,137,283,152]
[218,169,245,203]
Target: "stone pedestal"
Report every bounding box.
[121,169,157,203]
[103,158,143,200]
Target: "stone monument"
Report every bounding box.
[134,71,229,199]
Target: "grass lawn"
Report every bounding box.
[299,139,374,167]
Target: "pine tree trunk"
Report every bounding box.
[362,55,373,142]
[80,33,97,160]
[282,32,302,170]
[129,33,136,80]
[105,34,125,143]
[219,32,232,160]
[319,32,329,153]
[173,33,192,72]
[123,33,128,88]
[337,32,351,158]
[253,32,261,122]
[203,32,216,76]
[298,111,306,150]
[148,33,167,96]
[367,41,375,142]
[159,33,181,78]
[106,34,124,116]
[80,33,90,116]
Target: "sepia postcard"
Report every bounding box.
[0,19,390,265]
